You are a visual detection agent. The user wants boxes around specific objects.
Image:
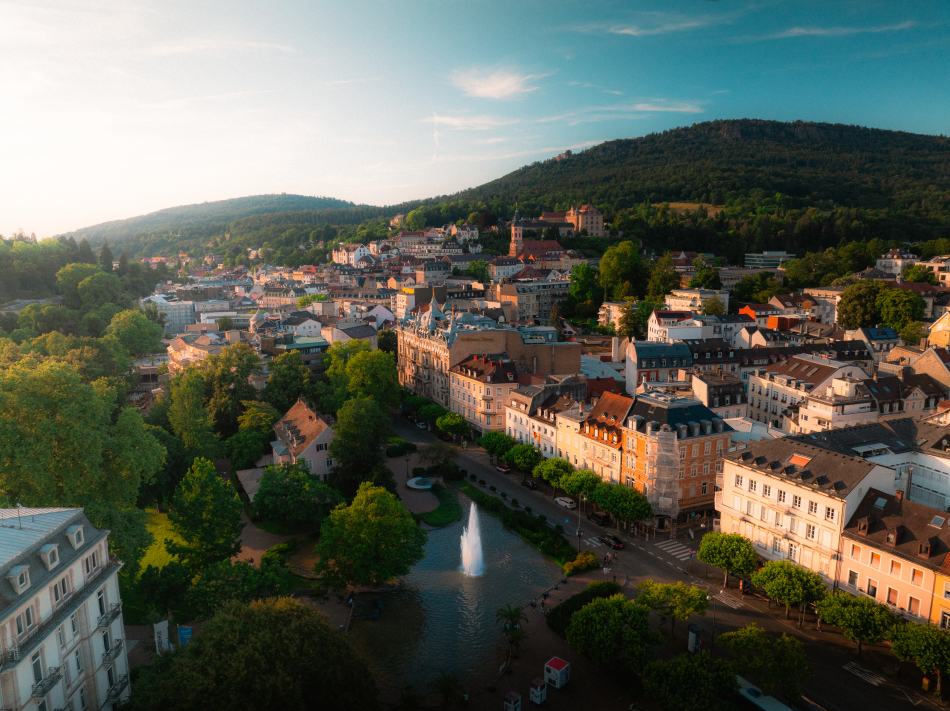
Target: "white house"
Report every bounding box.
[664,289,730,314]
[0,507,131,711]
[272,399,336,481]
[331,243,370,266]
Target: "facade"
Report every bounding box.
[803,286,846,325]
[840,488,949,625]
[718,438,902,583]
[794,377,878,434]
[914,256,950,287]
[847,327,902,365]
[579,392,634,484]
[504,377,587,457]
[450,354,520,435]
[494,279,571,321]
[625,342,693,388]
[768,294,818,320]
[646,311,693,342]
[738,303,781,328]
[271,399,335,480]
[864,368,944,419]
[555,401,593,468]
[141,295,194,335]
[744,251,795,269]
[691,372,749,420]
[664,289,730,314]
[332,243,370,265]
[878,249,918,276]
[0,508,130,711]
[598,301,628,331]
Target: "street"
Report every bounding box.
[394,417,940,711]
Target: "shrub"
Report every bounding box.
[412,467,425,477]
[537,514,546,523]
[524,506,532,514]
[555,524,564,533]
[546,579,622,637]
[562,549,599,576]
[416,484,463,527]
[479,479,486,486]
[260,539,298,567]
[489,485,496,492]
[385,446,401,457]
[403,442,418,453]
[511,499,519,507]
[460,469,467,477]
[469,474,477,482]
[500,492,507,499]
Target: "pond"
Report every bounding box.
[348,490,564,698]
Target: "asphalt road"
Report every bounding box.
[394,418,939,711]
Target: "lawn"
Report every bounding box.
[120,509,187,624]
[416,483,463,528]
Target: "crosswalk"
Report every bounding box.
[654,539,695,561]
[583,537,603,548]
[843,662,885,686]
[715,592,744,609]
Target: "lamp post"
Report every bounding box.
[404,453,411,479]
[707,590,723,652]
[575,493,587,552]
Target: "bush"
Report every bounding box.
[500,492,507,499]
[260,539,298,567]
[253,463,343,532]
[416,484,463,527]
[562,549,599,576]
[524,506,532,515]
[546,579,622,637]
[470,473,477,482]
[385,438,417,457]
[555,524,564,533]
[511,499,519,507]
[479,479,486,486]
[460,469,467,477]
[489,485,496,492]
[538,514,546,523]
[412,467,426,477]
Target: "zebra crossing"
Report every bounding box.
[654,538,695,561]
[715,592,744,609]
[843,662,885,686]
[583,537,604,548]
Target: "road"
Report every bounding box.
[394,417,939,711]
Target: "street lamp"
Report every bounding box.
[404,453,411,479]
[707,590,723,652]
[575,493,587,552]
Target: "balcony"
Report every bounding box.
[98,603,123,629]
[102,639,124,666]
[106,674,130,701]
[32,667,62,698]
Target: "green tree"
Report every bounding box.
[137,561,191,619]
[495,603,528,632]
[720,623,811,701]
[77,271,123,311]
[703,295,726,316]
[903,264,939,285]
[378,329,397,354]
[99,240,114,272]
[253,462,344,531]
[436,412,470,440]
[186,559,293,619]
[888,622,950,698]
[168,369,218,455]
[128,597,380,711]
[298,293,328,308]
[263,350,312,415]
[689,267,723,290]
[568,262,600,305]
[900,320,926,345]
[328,397,394,497]
[217,315,236,331]
[599,242,648,300]
[876,288,926,332]
[752,560,827,620]
[644,652,738,711]
[167,458,245,572]
[559,469,602,500]
[417,404,448,426]
[56,263,102,309]
[591,481,653,523]
[816,590,897,657]
[617,300,639,339]
[566,593,660,672]
[418,441,458,468]
[528,453,569,483]
[465,259,490,283]
[318,339,372,414]
[106,309,164,357]
[428,671,465,711]
[647,254,680,300]
[476,431,518,459]
[635,580,709,635]
[697,532,757,588]
[346,350,400,407]
[205,343,263,437]
[315,482,427,588]
[224,430,267,470]
[836,281,889,329]
[117,251,129,275]
[238,400,282,434]
[77,237,95,264]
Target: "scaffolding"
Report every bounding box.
[645,425,680,521]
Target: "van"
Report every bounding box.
[587,511,610,526]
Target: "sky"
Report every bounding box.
[2,0,948,236]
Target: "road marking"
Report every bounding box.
[843,662,885,686]
[583,537,603,548]
[715,593,744,609]
[654,539,695,561]
[902,690,922,706]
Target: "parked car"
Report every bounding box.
[416,421,428,430]
[496,463,511,473]
[587,511,610,526]
[555,497,577,509]
[599,534,624,549]
[520,479,538,490]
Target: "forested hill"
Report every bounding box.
[61,194,369,244]
[460,119,950,214]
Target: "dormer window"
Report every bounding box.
[8,565,30,594]
[40,544,60,571]
[857,517,871,536]
[919,541,932,558]
[66,525,84,550]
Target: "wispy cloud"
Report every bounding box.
[537,99,705,125]
[609,20,708,37]
[450,68,547,99]
[739,20,917,42]
[573,8,749,39]
[420,114,519,131]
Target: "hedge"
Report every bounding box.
[386,438,418,458]
[416,484,463,528]
[546,580,623,638]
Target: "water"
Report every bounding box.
[460,502,484,576]
[348,491,564,698]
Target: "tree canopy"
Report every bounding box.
[697,532,757,588]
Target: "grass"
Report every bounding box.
[416,483,463,528]
[121,509,188,624]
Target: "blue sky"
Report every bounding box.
[2,0,947,235]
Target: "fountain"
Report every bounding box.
[460,502,484,576]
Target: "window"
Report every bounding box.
[70,614,77,634]
[680,447,686,459]
[792,495,802,509]
[691,464,697,477]
[717,439,723,453]
[848,570,858,587]
[870,553,881,570]
[58,626,65,647]
[808,501,818,515]
[107,665,116,688]
[704,441,711,455]
[32,652,43,684]
[763,485,772,498]
[942,611,950,630]
[887,588,899,606]
[703,463,710,475]
[891,561,902,578]
[775,512,783,527]
[746,500,755,516]
[75,649,83,672]
[867,579,878,598]
[692,445,699,457]
[789,518,799,534]
[735,475,744,487]
[25,607,33,628]
[702,482,708,495]
[851,544,862,560]
[909,596,921,616]
[679,468,685,480]
[806,524,817,540]
[825,507,837,522]
[97,589,106,617]
[749,480,757,493]
[912,568,923,586]
[778,490,786,503]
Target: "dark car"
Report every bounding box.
[599,534,624,549]
[587,511,610,526]
[520,479,538,489]
[496,463,511,473]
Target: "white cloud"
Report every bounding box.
[536,99,704,124]
[609,20,707,37]
[632,102,704,113]
[739,20,918,42]
[420,114,519,131]
[450,68,544,99]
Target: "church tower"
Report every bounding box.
[508,210,523,258]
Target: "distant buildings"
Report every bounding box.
[664,288,730,314]
[744,251,796,269]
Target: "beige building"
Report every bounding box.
[794,377,878,434]
[271,398,335,481]
[450,354,519,435]
[664,289,730,314]
[555,401,593,468]
[494,279,570,321]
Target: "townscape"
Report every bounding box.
[3,3,950,711]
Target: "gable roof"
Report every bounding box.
[273,398,333,457]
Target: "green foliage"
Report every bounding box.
[559,469,602,498]
[328,397,394,498]
[530,455,572,484]
[903,264,939,285]
[703,294,726,315]
[901,320,926,345]
[721,623,812,701]
[562,549,599,576]
[56,263,102,309]
[262,350,312,414]
[697,532,758,587]
[77,271,124,311]
[217,316,235,332]
[238,400,282,434]
[877,288,926,332]
[318,339,373,414]
[635,580,709,635]
[253,462,344,532]
[345,350,400,407]
[817,590,898,656]
[647,253,680,300]
[590,480,653,522]
[315,483,427,589]
[465,258,490,283]
[418,403,449,425]
[203,343,264,438]
[127,597,380,711]
[260,539,298,567]
[416,484,463,527]
[689,267,723,290]
[168,369,218,455]
[107,309,164,356]
[752,560,827,619]
[298,293,329,308]
[435,411,469,438]
[566,593,660,672]
[836,281,889,329]
[617,299,639,339]
[186,559,292,619]
[476,431,518,458]
[644,652,738,711]
[732,270,785,303]
[599,241,649,300]
[167,458,245,572]
[378,329,397,354]
[546,580,623,637]
[428,670,465,711]
[888,622,950,697]
[137,561,191,617]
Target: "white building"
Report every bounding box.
[272,398,336,481]
[803,286,846,326]
[0,508,131,711]
[664,289,730,314]
[331,244,370,266]
[141,295,195,335]
[878,249,918,277]
[794,377,878,434]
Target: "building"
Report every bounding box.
[623,392,731,518]
[646,311,693,342]
[599,301,630,331]
[738,303,782,328]
[141,295,194,335]
[718,437,903,582]
[487,258,525,281]
[331,243,370,266]
[494,278,571,321]
[504,376,587,456]
[802,286,846,325]
[555,400,593,468]
[794,377,878,434]
[450,354,520,436]
[393,285,447,320]
[768,294,818,320]
[691,372,749,420]
[847,327,902,365]
[579,392,634,484]
[914,256,950,287]
[0,507,131,711]
[565,205,605,237]
[839,488,949,624]
[745,251,796,269]
[878,249,919,277]
[864,367,944,419]
[625,341,693,388]
[271,398,335,480]
[664,289,730,314]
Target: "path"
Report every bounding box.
[234,511,295,566]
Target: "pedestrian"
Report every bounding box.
[817,615,822,632]
[613,551,618,561]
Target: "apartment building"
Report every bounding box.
[914,255,950,287]
[141,295,194,335]
[768,294,818,320]
[664,289,730,314]
[718,438,901,582]
[579,392,634,484]
[331,243,370,265]
[450,354,520,436]
[625,342,693,388]
[494,278,570,321]
[847,327,902,366]
[738,303,782,328]
[555,401,593,468]
[803,286,846,325]
[646,311,692,342]
[504,376,587,456]
[0,508,130,711]
[271,398,335,481]
[878,249,918,276]
[598,301,628,331]
[794,377,878,434]
[691,372,749,420]
[864,367,944,419]
[622,392,731,518]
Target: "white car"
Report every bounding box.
[555,497,577,509]
[416,421,427,430]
